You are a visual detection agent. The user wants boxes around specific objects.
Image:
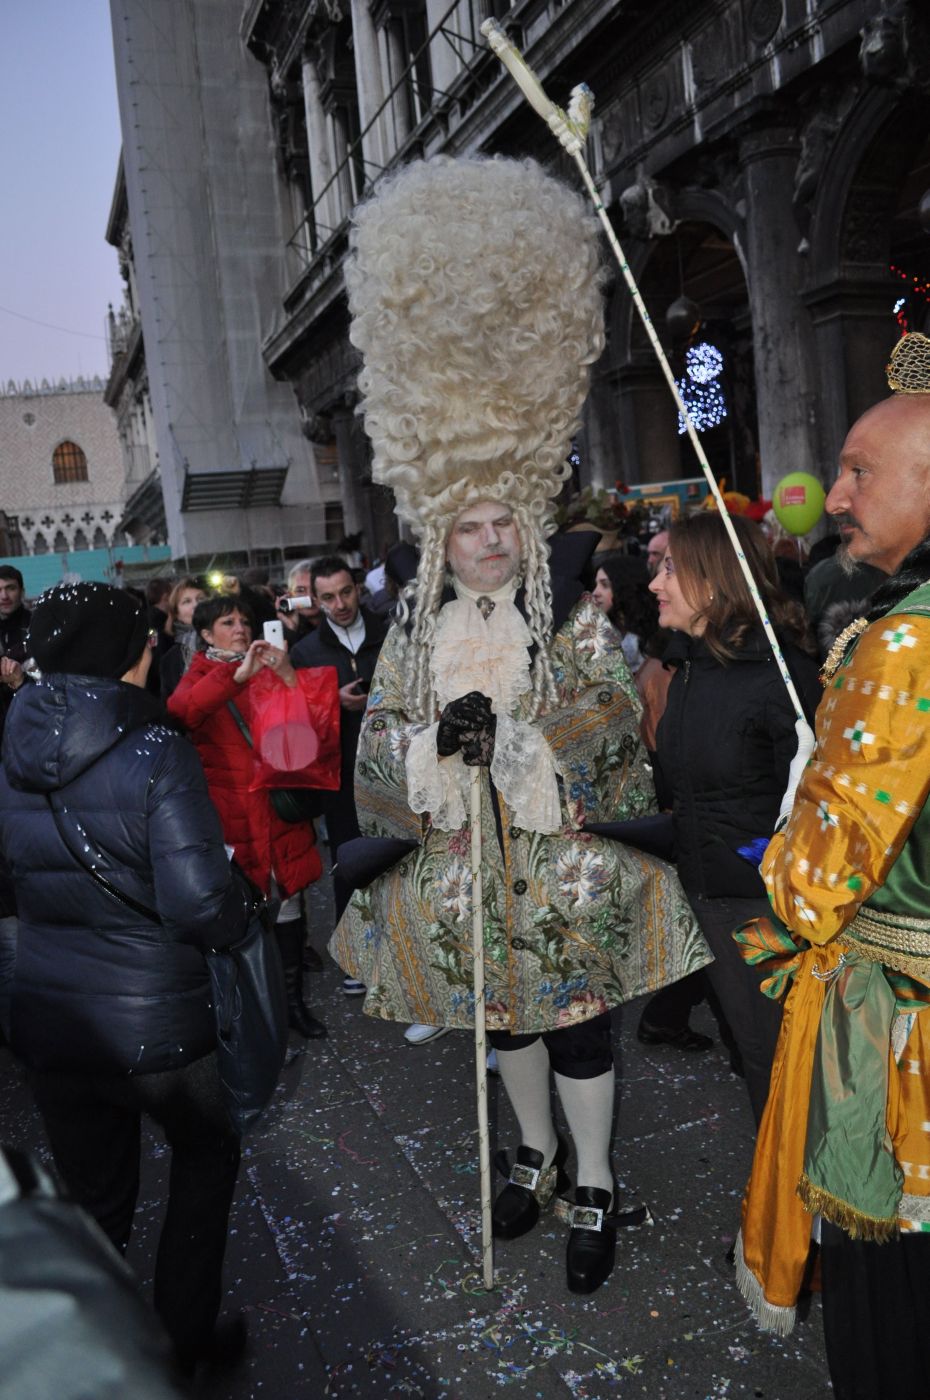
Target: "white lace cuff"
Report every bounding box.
[491,716,562,834]
[405,723,467,830]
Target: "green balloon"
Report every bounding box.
[772,472,825,537]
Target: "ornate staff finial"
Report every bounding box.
[481,21,593,153]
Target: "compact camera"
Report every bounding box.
[277,595,314,613]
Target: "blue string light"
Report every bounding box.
[676,341,728,435]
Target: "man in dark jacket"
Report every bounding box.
[0,582,252,1377]
[0,566,31,737]
[291,555,388,983]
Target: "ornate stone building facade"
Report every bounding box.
[108,0,346,572]
[240,0,929,524]
[0,379,127,557]
[105,158,164,548]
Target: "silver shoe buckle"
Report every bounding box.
[569,1203,604,1231]
[553,1195,607,1230]
[509,1162,541,1192]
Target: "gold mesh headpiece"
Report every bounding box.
[887,333,930,394]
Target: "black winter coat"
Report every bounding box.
[654,629,822,900]
[0,675,250,1075]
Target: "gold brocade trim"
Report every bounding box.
[887,333,930,395]
[797,1174,899,1242]
[841,905,930,980]
[820,616,869,684]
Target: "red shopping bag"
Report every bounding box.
[248,666,341,792]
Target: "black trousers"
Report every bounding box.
[820,1221,930,1399]
[31,1052,240,1363]
[327,798,362,922]
[488,1011,614,1078]
[686,892,783,1125]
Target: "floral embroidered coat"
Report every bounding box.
[329,597,711,1034]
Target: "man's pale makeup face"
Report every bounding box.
[446,501,521,592]
[314,571,360,628]
[0,580,23,617]
[826,397,930,577]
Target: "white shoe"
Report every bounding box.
[487,1048,499,1075]
[404,1023,450,1046]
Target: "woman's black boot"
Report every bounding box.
[275,921,327,1039]
[492,1138,569,1240]
[562,1187,616,1294]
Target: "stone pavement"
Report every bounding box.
[0,875,831,1400]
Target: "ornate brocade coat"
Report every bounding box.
[329,597,711,1034]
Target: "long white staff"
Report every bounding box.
[482,20,805,724]
[469,765,494,1289]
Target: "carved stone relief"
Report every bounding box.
[746,0,783,48]
[642,72,670,131]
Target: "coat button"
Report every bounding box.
[597,690,612,705]
[511,937,526,950]
[509,825,522,839]
[512,879,527,895]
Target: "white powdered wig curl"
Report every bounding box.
[347,155,604,721]
[346,156,605,536]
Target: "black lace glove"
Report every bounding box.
[437,691,495,766]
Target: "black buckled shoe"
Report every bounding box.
[492,1139,570,1240]
[560,1187,617,1294]
[558,1188,654,1293]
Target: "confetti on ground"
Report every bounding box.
[0,869,836,1399]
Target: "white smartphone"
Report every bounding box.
[263,620,285,649]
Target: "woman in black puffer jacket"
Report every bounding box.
[650,515,821,1125]
[0,583,252,1375]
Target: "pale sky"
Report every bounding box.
[0,3,124,386]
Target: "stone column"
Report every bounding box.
[426,0,459,99]
[384,21,412,147]
[739,126,820,494]
[616,357,683,486]
[301,56,338,241]
[349,0,389,171]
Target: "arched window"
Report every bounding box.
[32,532,48,555]
[92,526,108,550]
[52,440,88,483]
[53,530,69,553]
[73,528,88,551]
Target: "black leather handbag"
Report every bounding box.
[45,795,288,1138]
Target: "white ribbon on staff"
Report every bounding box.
[482,19,806,724]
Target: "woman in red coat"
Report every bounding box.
[169,594,327,1039]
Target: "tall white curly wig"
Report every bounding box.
[346,155,605,719]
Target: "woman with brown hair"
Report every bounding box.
[649,512,821,1125]
[159,576,208,701]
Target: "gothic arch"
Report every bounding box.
[808,86,928,286]
[597,207,755,491]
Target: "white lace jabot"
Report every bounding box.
[404,577,562,833]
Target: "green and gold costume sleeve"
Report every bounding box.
[762,612,930,943]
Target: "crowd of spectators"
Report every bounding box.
[0,518,890,1388]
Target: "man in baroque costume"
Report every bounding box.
[328,156,711,1293]
[735,332,930,1398]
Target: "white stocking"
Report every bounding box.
[495,1038,557,1166]
[554,1069,615,1196]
